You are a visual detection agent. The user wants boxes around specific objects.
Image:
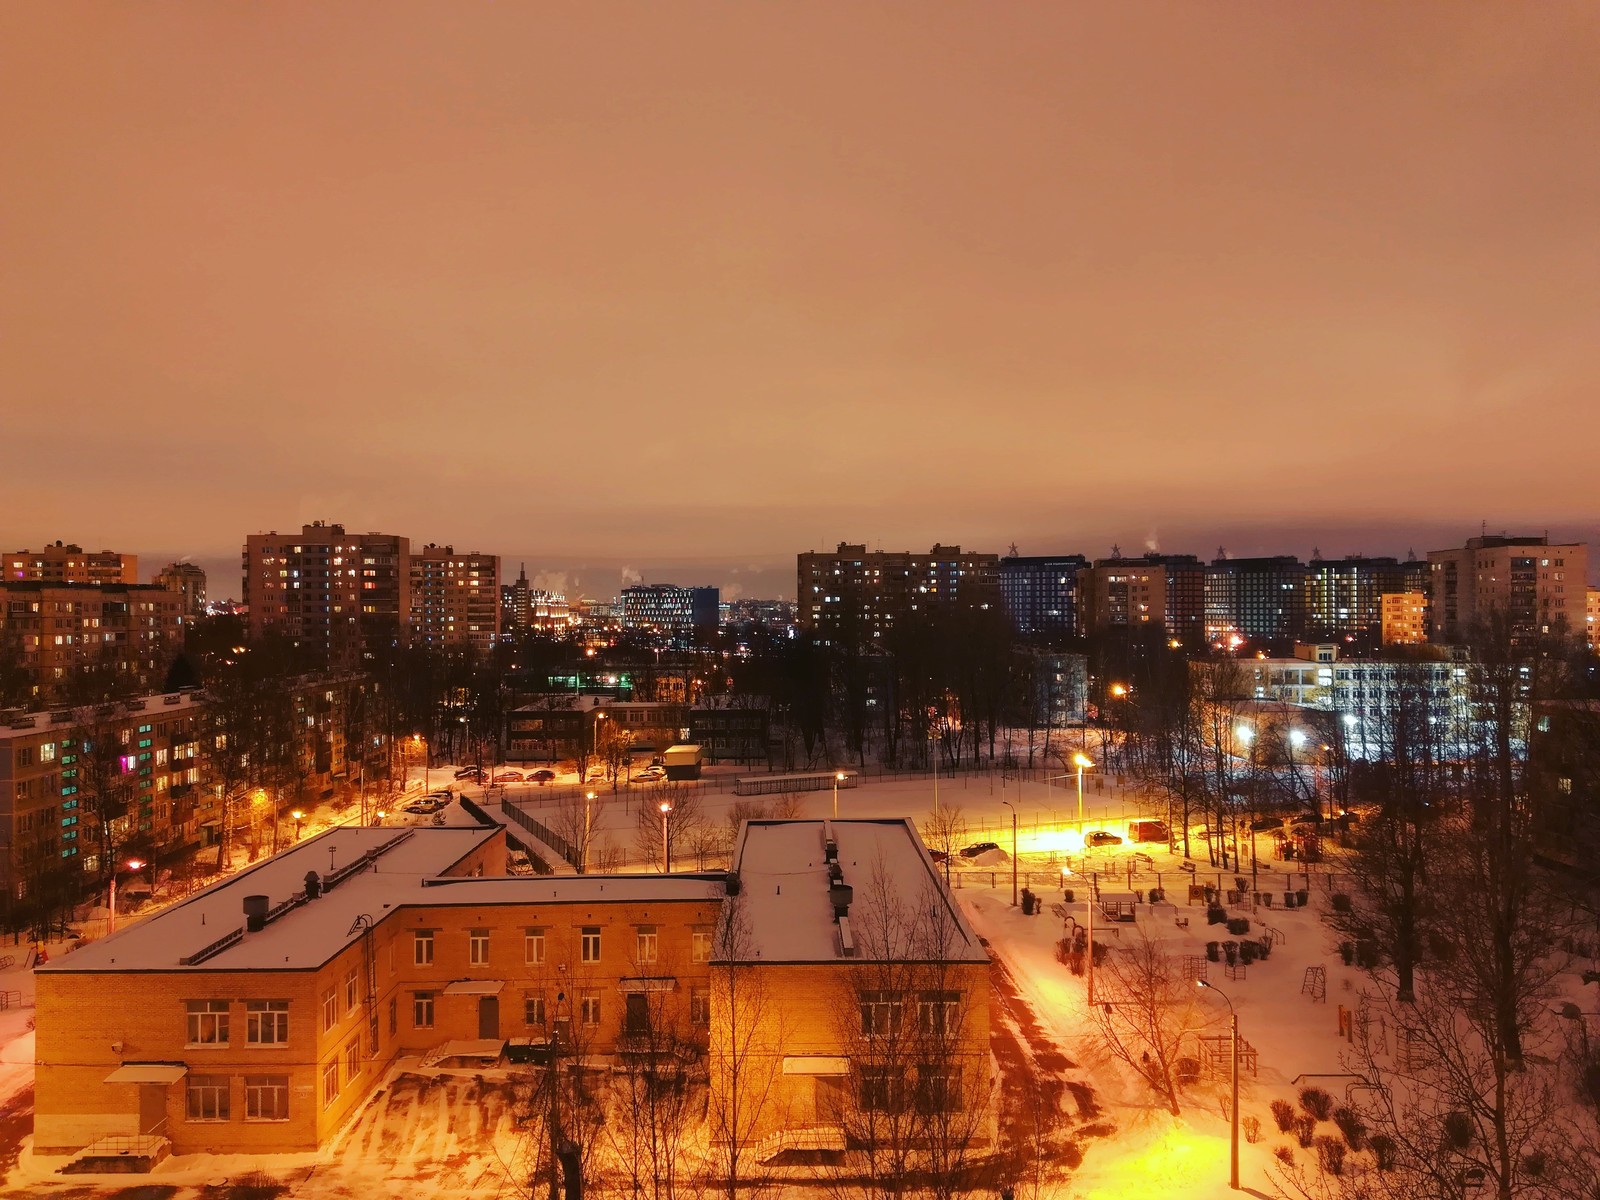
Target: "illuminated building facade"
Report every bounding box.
[1079,554,1205,644]
[998,553,1088,638]
[153,562,208,620]
[1426,535,1588,644]
[796,543,1001,648]
[0,582,187,705]
[408,544,500,656]
[1380,591,1429,645]
[3,542,137,586]
[620,584,719,646]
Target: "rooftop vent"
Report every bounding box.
[243,895,269,933]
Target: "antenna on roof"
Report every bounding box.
[1110,543,1121,558]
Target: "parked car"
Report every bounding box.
[426,788,453,800]
[454,766,484,781]
[1085,830,1123,847]
[530,768,556,783]
[635,766,666,782]
[1293,811,1325,825]
[492,770,524,784]
[403,798,444,815]
[1128,819,1170,843]
[961,841,1000,858]
[1249,815,1284,832]
[928,848,949,863]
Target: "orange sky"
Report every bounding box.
[3,3,1598,597]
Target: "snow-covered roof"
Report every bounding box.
[44,825,726,975]
[725,818,988,966]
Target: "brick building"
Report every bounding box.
[0,581,187,706]
[408,544,500,656]
[3,542,137,586]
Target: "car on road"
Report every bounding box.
[492,770,524,784]
[1085,830,1123,847]
[635,767,666,782]
[961,841,1000,858]
[529,768,556,783]
[454,766,485,781]
[403,798,446,815]
[1249,815,1284,832]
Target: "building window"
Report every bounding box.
[524,927,545,965]
[581,927,601,964]
[524,992,547,1027]
[635,925,658,964]
[917,990,961,1035]
[414,929,434,965]
[345,1038,361,1082]
[689,986,710,1028]
[344,968,360,1010]
[244,1075,289,1122]
[916,1064,962,1112]
[691,928,712,963]
[185,999,230,1046]
[322,1059,340,1108]
[413,992,435,1029]
[469,928,490,965]
[859,990,903,1036]
[322,988,339,1032]
[579,990,601,1027]
[186,1074,230,1122]
[246,999,289,1045]
[859,1065,905,1113]
[388,996,398,1036]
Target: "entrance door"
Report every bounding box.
[814,1075,846,1123]
[138,1083,168,1136]
[624,992,650,1036]
[478,995,500,1039]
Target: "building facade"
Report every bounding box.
[0,582,187,706]
[619,585,720,646]
[1426,535,1588,644]
[408,544,500,656]
[796,544,1001,648]
[1380,592,1429,646]
[501,565,571,636]
[243,523,411,668]
[1304,556,1423,643]
[997,553,1088,639]
[1079,554,1205,644]
[153,562,208,620]
[3,543,137,586]
[1205,556,1308,647]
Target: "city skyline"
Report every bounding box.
[6,3,1600,582]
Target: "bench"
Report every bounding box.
[1174,915,1190,930]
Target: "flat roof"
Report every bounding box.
[43,825,725,974]
[726,818,988,965]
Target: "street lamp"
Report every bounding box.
[1001,799,1019,907]
[1072,753,1093,824]
[108,857,146,935]
[583,792,596,874]
[374,808,387,826]
[412,733,429,796]
[1196,979,1241,1190]
[291,810,305,841]
[833,771,846,820]
[659,801,672,873]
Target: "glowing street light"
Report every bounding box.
[659,800,672,873]
[832,770,846,820]
[1072,753,1094,823]
[583,791,597,874]
[1001,799,1019,907]
[291,809,305,841]
[1196,979,1241,1190]
[108,857,146,935]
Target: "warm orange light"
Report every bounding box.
[1110,683,1128,698]
[125,858,145,872]
[1072,753,1094,769]
[291,809,304,820]
[659,801,672,814]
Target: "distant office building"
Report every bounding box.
[501,565,570,635]
[998,553,1088,639]
[408,544,500,655]
[1426,535,1588,643]
[1304,555,1422,642]
[689,697,771,763]
[0,582,187,704]
[243,522,411,668]
[153,561,207,620]
[1588,587,1600,651]
[620,584,719,645]
[1206,556,1308,646]
[3,542,136,586]
[796,543,1001,647]
[1079,554,1205,644]
[1381,592,1429,646]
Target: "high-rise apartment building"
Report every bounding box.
[1588,587,1599,652]
[242,523,411,667]
[153,561,208,620]
[620,584,720,645]
[3,542,137,586]
[1380,592,1429,645]
[1426,535,1588,643]
[501,565,570,635]
[0,582,187,705]
[998,553,1088,639]
[1079,554,1206,644]
[408,544,500,656]
[796,543,1001,647]
[1304,556,1425,642]
[1205,556,1308,646]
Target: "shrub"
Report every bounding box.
[1227,917,1251,935]
[1271,1099,1296,1132]
[1339,941,1355,966]
[1274,1145,1296,1166]
[1294,1114,1317,1148]
[1332,1106,1366,1150]
[1243,1115,1261,1144]
[1208,905,1228,925]
[1331,893,1352,913]
[1316,1136,1346,1176]
[226,1172,286,1200]
[1299,1086,1334,1121]
[1369,1134,1397,1171]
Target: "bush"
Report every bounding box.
[1227,917,1251,936]
[1207,905,1228,925]
[1331,893,1352,913]
[1271,1099,1296,1132]
[1316,1136,1346,1176]
[1239,941,1258,965]
[1443,1110,1472,1149]
[1294,1114,1317,1148]
[1339,941,1355,966]
[1299,1086,1335,1120]
[1332,1106,1366,1150]
[226,1171,286,1200]
[1243,1115,1261,1144]
[1369,1134,1397,1171]
[1274,1145,1296,1166]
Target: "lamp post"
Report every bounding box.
[583,791,596,874]
[374,808,387,827]
[659,801,672,872]
[832,771,846,820]
[108,857,145,935]
[1002,799,1018,907]
[291,810,305,841]
[1196,979,1241,1190]
[930,728,940,816]
[1072,753,1093,824]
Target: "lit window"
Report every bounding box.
[186,999,230,1046]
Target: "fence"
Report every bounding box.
[499,797,579,869]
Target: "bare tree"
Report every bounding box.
[1090,929,1209,1116]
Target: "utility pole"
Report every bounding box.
[1002,799,1018,907]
